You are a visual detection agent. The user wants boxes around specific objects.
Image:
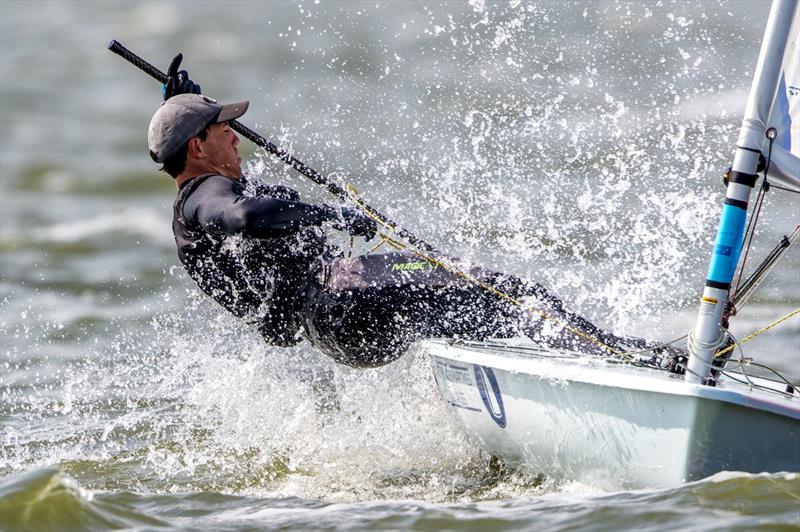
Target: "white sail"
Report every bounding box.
[768,4,799,155]
[765,2,800,187]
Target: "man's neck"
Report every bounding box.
[175,165,237,189]
[175,172,203,189]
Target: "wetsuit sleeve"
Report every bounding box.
[245,179,301,201]
[183,175,336,238]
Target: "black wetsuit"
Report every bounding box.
[173,174,651,367]
[173,173,333,346]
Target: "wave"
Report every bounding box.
[35,207,172,246]
[2,468,797,531]
[0,468,166,531]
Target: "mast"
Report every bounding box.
[686,0,798,384]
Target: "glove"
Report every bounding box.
[162,53,201,101]
[339,207,377,239]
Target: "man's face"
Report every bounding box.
[199,121,242,179]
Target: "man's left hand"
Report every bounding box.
[162,53,201,101]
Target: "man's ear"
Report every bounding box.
[187,137,204,159]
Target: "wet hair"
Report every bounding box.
[156,126,210,179]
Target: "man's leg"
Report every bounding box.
[460,267,676,358]
[302,251,514,367]
[304,251,679,366]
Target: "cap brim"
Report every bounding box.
[216,101,249,123]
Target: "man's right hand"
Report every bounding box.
[162,53,201,101]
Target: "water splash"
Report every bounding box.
[2,0,797,516]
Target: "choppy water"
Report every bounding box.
[1,1,798,530]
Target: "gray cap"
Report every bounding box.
[148,93,249,163]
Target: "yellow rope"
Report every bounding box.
[714,307,800,358]
[346,184,394,231]
[345,184,797,362]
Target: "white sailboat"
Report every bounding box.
[421,0,800,489]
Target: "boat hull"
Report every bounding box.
[425,339,800,489]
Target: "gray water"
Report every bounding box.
[1,1,799,530]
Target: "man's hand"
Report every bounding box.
[162,53,201,101]
[340,207,378,239]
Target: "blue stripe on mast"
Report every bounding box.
[706,203,749,286]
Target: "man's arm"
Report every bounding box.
[243,178,301,202]
[184,175,335,238]
[184,176,375,239]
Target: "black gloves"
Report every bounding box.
[338,206,378,239]
[162,53,201,101]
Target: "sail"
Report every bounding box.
[767,3,799,155]
[765,2,800,186]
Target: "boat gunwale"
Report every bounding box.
[422,338,800,421]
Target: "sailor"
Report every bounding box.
[151,55,673,368]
